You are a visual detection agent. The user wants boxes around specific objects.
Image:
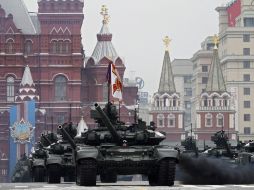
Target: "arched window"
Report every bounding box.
[223,97,228,107]
[212,96,217,106]
[163,97,168,107]
[157,114,164,128]
[173,97,177,107]
[217,113,224,127]
[205,113,212,127]
[7,76,15,102]
[63,41,70,54]
[24,40,33,55]
[5,39,14,54]
[204,97,208,107]
[51,41,57,53]
[58,40,63,54]
[168,114,175,128]
[156,98,159,107]
[54,75,67,101]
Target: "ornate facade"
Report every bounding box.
[195,36,236,143]
[150,37,184,143]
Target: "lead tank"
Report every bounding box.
[59,102,179,186]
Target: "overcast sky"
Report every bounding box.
[23,0,230,95]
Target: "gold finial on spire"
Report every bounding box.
[163,36,171,51]
[100,5,110,24]
[213,34,219,49]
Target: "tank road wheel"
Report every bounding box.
[100,171,117,183]
[47,164,61,184]
[77,159,97,186]
[33,167,45,182]
[157,159,176,186]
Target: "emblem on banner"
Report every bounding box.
[10,118,34,144]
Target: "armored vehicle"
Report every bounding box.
[46,123,76,183]
[11,154,31,182]
[201,130,238,168]
[236,141,254,165]
[181,136,199,157]
[59,102,179,186]
[30,132,58,182]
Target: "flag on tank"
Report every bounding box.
[107,62,123,101]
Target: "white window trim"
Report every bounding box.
[205,113,212,127]
[168,114,175,128]
[157,114,164,128]
[216,113,224,128]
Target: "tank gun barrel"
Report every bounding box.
[41,134,52,146]
[95,103,122,145]
[58,125,76,149]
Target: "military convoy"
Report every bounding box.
[58,102,179,186]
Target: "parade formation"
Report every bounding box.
[1,0,254,188]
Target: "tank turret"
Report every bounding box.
[211,130,233,158]
[94,103,122,145]
[40,133,58,147]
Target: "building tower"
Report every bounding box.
[37,0,84,126]
[150,36,184,143]
[82,5,137,126]
[195,35,236,144]
[216,0,254,141]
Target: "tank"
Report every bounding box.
[59,102,179,186]
[181,136,198,157]
[45,122,77,183]
[11,153,31,182]
[30,132,58,182]
[236,141,254,165]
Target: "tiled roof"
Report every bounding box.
[91,23,118,63]
[206,47,226,93]
[0,0,37,34]
[158,50,176,94]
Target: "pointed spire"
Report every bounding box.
[76,116,88,137]
[158,36,176,94]
[21,65,34,86]
[206,35,226,93]
[91,5,118,63]
[15,65,39,102]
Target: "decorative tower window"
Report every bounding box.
[205,113,212,127]
[155,97,159,107]
[54,75,67,101]
[5,39,14,54]
[58,40,63,54]
[173,97,176,107]
[168,114,175,127]
[212,96,217,107]
[25,40,33,55]
[51,41,57,54]
[217,113,224,127]
[203,97,208,107]
[157,114,164,128]
[6,76,15,102]
[63,40,70,54]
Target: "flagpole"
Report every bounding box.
[118,101,121,121]
[107,62,111,104]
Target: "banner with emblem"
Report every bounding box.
[9,100,35,179]
[107,62,123,101]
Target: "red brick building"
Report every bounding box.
[150,38,184,144]
[0,0,137,182]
